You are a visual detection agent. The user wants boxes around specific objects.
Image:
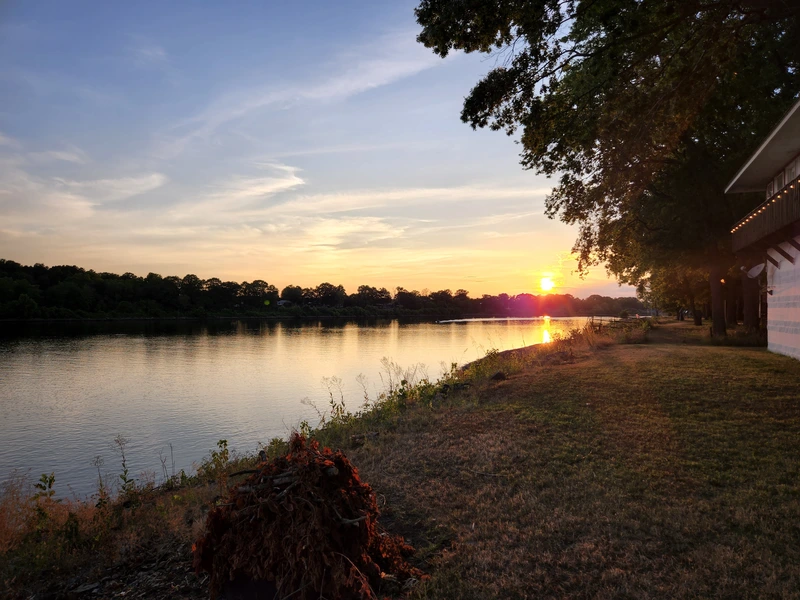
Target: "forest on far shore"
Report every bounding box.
[0,259,644,320]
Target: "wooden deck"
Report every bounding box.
[732,174,800,252]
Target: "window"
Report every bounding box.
[766,180,774,199]
[775,171,785,190]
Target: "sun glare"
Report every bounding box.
[540,277,555,292]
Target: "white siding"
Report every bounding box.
[767,235,800,359]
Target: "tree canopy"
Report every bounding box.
[416,0,800,334]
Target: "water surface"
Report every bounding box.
[0,317,587,496]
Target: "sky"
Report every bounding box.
[0,1,636,298]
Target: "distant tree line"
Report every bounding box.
[0,259,643,320]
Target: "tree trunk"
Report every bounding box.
[689,295,702,326]
[725,281,738,327]
[709,265,726,337]
[741,271,760,333]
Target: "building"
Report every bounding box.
[726,98,800,359]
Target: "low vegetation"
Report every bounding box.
[2,319,796,598]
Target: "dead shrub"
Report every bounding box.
[193,433,426,599]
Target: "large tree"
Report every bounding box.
[416,0,800,335]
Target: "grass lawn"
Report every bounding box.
[3,320,800,598]
[347,321,800,598]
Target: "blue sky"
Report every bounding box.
[0,1,634,297]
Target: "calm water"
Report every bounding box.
[0,317,587,496]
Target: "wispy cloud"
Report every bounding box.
[260,140,436,160]
[4,68,122,106]
[170,163,305,219]
[274,184,550,215]
[0,161,96,222]
[28,145,89,164]
[300,31,442,102]
[210,173,303,204]
[133,42,168,65]
[126,36,182,86]
[304,216,405,250]
[55,173,168,203]
[0,132,20,148]
[156,29,444,157]
[408,210,544,238]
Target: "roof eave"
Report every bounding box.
[725,97,800,195]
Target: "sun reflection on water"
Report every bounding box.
[542,315,551,343]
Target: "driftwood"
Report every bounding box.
[228,469,260,478]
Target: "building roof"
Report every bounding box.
[726,97,800,194]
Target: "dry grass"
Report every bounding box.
[346,324,800,599]
[0,471,218,597]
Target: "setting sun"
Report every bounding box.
[540,277,555,292]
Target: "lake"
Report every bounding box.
[0,317,589,496]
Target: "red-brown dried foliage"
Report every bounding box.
[193,434,426,599]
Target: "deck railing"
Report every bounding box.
[731,174,800,252]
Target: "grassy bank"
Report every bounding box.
[367,322,800,598]
[3,320,799,598]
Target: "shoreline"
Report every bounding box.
[0,312,627,324]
